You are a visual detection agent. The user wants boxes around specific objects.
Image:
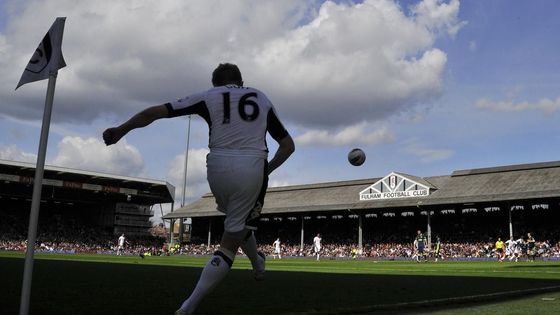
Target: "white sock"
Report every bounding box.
[178,249,235,314]
[240,232,262,271]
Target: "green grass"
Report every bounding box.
[1,251,560,314]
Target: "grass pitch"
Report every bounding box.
[1,251,560,314]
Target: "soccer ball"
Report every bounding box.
[348,148,366,166]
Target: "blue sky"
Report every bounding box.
[1,0,560,221]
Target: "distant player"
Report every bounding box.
[505,236,517,261]
[313,234,322,261]
[518,236,528,261]
[413,230,427,262]
[117,233,126,256]
[495,237,505,261]
[434,236,444,262]
[272,238,282,259]
[527,233,536,261]
[513,236,525,262]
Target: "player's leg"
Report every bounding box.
[177,230,246,314]
[240,229,266,280]
[177,155,265,314]
[239,159,267,279]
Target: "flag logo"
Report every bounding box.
[16,17,66,90]
[25,33,53,74]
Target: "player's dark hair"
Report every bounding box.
[212,63,243,86]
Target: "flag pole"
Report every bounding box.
[174,115,191,245]
[19,73,58,315]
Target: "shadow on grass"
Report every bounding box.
[2,257,560,315]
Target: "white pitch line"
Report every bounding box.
[286,284,560,315]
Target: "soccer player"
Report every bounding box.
[413,230,427,262]
[117,233,126,256]
[272,238,282,259]
[527,233,536,261]
[495,237,505,261]
[313,233,322,261]
[517,236,528,261]
[434,236,444,262]
[505,236,517,261]
[514,236,525,262]
[103,63,295,315]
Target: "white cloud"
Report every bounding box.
[0,0,464,130]
[295,123,395,146]
[411,0,467,38]
[269,179,292,187]
[0,0,308,122]
[254,0,454,127]
[150,203,173,225]
[475,97,560,113]
[0,144,36,162]
[50,136,146,176]
[166,148,210,206]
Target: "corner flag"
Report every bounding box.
[16,17,66,90]
[16,17,67,315]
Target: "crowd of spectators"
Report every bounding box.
[0,208,167,255]
[253,239,560,260]
[3,236,560,261]
[2,208,560,260]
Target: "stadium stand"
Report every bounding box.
[2,159,560,260]
[169,160,560,260]
[0,159,174,254]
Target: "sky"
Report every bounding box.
[1,0,560,223]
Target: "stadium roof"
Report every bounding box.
[164,160,560,219]
[0,159,175,205]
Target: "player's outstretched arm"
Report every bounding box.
[268,135,295,175]
[103,104,169,145]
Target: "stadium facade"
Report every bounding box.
[0,159,175,236]
[164,160,560,248]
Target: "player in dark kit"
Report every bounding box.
[434,236,444,262]
[103,63,295,315]
[527,233,536,261]
[414,230,427,262]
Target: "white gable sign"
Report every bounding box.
[360,172,430,201]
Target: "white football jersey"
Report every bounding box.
[167,85,289,156]
[313,236,322,249]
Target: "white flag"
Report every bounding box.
[16,17,66,90]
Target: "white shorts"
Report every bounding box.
[207,152,267,233]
